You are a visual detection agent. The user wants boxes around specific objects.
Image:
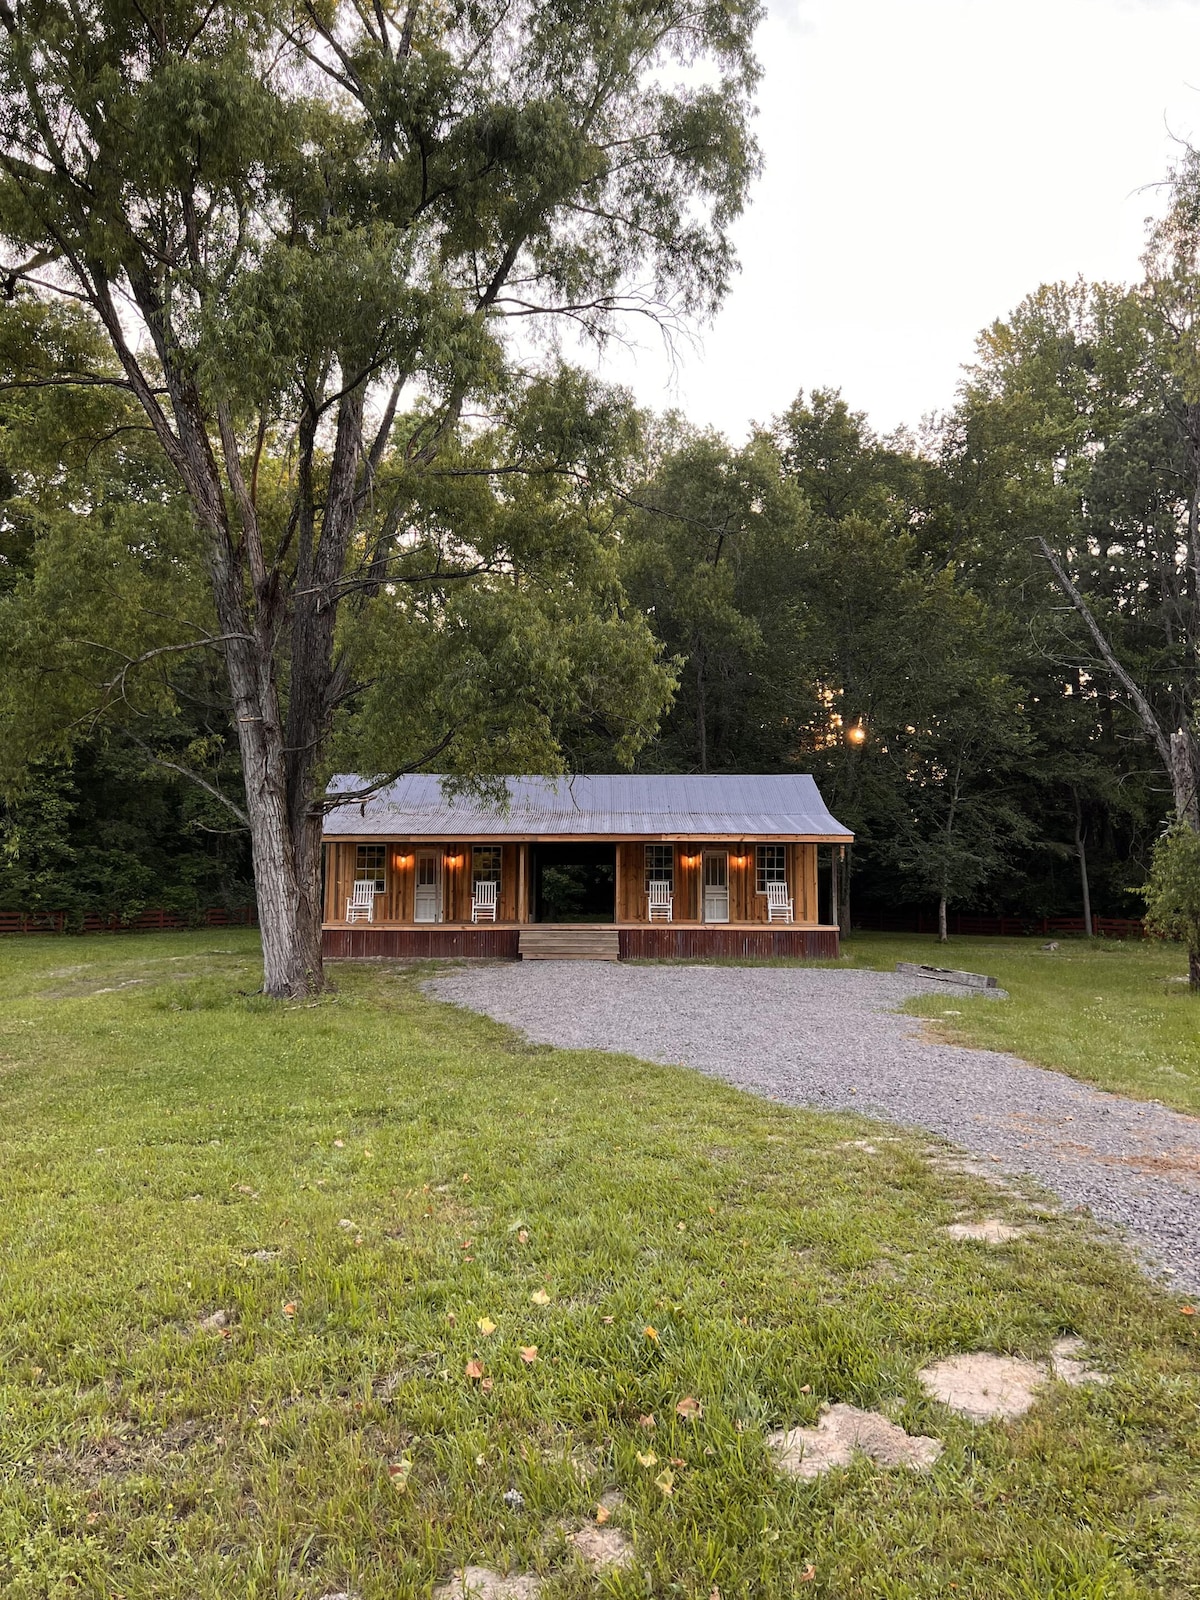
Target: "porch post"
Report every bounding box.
[830,845,839,928]
[518,844,528,923]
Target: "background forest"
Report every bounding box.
[5,170,1200,932]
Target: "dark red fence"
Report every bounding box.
[854,910,1148,940]
[0,906,258,936]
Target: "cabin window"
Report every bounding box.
[355,844,387,895]
[472,845,502,886]
[756,844,787,894]
[644,844,675,891]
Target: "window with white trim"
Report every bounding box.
[756,844,787,894]
[644,844,675,891]
[472,845,502,887]
[355,843,387,895]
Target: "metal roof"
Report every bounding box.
[322,773,853,841]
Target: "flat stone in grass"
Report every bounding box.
[432,1569,542,1600]
[768,1404,943,1479]
[943,1220,1026,1243]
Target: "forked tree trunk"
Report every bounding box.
[221,625,327,998]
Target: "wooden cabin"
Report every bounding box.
[321,773,852,960]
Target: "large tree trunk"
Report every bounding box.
[937,895,948,943]
[1189,944,1200,992]
[1170,729,1200,830]
[220,617,327,998]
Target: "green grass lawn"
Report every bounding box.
[840,932,1200,1117]
[1,933,1199,1600]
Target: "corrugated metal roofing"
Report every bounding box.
[322,774,853,840]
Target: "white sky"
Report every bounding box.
[590,0,1200,441]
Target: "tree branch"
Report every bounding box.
[1037,536,1173,770]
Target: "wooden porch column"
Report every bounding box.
[518,843,529,923]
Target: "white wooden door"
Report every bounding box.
[414,851,442,923]
[703,851,729,923]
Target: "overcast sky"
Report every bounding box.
[587,0,1200,442]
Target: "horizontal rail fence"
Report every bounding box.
[853,910,1148,940]
[0,906,258,936]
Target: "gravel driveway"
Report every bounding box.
[429,963,1200,1291]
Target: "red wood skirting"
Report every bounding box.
[617,927,839,960]
[322,925,839,960]
[323,927,522,960]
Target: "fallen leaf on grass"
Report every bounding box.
[282,1302,297,1317]
[1181,1305,1196,1316]
[481,1377,494,1394]
[800,1566,816,1583]
[85,1511,101,1526]
[638,1414,655,1429]
[447,1312,457,1327]
[465,1360,485,1381]
[257,1417,271,1428]
[643,1325,659,1343]
[602,1315,614,1325]
[530,1290,551,1306]
[636,1450,657,1468]
[388,1457,412,1491]
[519,1346,538,1364]
[477,1317,497,1336]
[333,1139,345,1149]
[654,1468,674,1496]
[800,1384,812,1394]
[675,1395,702,1421]
[517,1229,529,1245]
[595,1503,611,1525]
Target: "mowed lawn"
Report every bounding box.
[843,932,1200,1116]
[1,935,1198,1600]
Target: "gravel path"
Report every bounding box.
[428,964,1200,1291]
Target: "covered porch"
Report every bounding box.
[321,836,843,960]
[320,772,851,961]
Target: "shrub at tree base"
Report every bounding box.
[1142,825,1200,987]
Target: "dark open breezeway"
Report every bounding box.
[530,843,617,923]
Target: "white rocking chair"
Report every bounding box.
[346,878,377,923]
[472,879,498,923]
[766,881,794,924]
[647,880,674,922]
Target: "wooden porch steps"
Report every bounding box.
[518,927,621,961]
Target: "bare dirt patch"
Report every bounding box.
[918,1353,1045,1420]
[44,1417,214,1488]
[767,1404,943,1478]
[943,1220,1026,1244]
[1050,1336,1109,1386]
[432,1569,542,1600]
[568,1524,635,1571]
